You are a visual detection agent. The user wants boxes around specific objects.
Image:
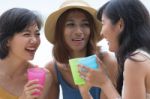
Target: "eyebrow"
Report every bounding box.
[66,19,89,22]
[22,28,39,32]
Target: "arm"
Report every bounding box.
[45,62,60,99]
[86,52,147,99]
[78,84,93,99]
[19,80,44,99]
[101,52,118,86]
[122,55,147,99]
[100,52,118,99]
[78,56,120,99]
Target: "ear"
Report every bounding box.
[118,18,124,32]
[6,39,10,47]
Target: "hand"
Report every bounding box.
[78,83,90,94]
[39,68,52,99]
[19,79,43,99]
[78,84,93,99]
[78,56,109,88]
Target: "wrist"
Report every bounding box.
[81,92,93,99]
[101,79,120,99]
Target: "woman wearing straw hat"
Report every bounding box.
[44,0,118,99]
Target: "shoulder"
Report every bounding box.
[129,49,150,61]
[124,50,150,78]
[125,49,150,69]
[45,60,58,82]
[45,61,55,72]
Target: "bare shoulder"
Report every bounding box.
[45,61,58,82]
[125,50,150,70]
[124,52,150,76]
[124,51,150,86]
[44,61,60,98]
[45,61,55,72]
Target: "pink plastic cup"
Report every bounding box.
[27,67,46,95]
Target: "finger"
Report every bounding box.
[25,88,41,97]
[80,75,86,80]
[78,64,91,73]
[25,79,39,87]
[24,83,43,92]
[78,65,91,81]
[34,65,39,67]
[96,56,102,69]
[42,67,49,73]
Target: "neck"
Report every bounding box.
[72,50,87,58]
[0,57,29,78]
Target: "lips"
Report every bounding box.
[25,47,37,55]
[71,38,85,46]
[72,38,84,41]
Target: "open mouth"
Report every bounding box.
[25,48,37,55]
[72,38,84,41]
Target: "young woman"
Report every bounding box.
[79,0,150,99]
[44,0,118,99]
[0,8,51,99]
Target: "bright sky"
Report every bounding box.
[0,0,150,67]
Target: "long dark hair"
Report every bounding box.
[97,0,150,94]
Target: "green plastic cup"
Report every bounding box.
[69,58,85,85]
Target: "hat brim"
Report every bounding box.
[45,5,102,44]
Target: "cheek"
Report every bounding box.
[37,38,41,46]
[85,31,90,39]
[101,25,109,37]
[64,33,71,45]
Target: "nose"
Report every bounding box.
[29,36,38,44]
[100,28,105,38]
[75,26,83,35]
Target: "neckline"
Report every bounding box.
[0,86,18,98]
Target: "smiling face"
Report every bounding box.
[64,10,90,52]
[101,14,123,52]
[7,23,40,61]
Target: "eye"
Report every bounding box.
[35,32,40,37]
[65,21,75,27]
[82,21,90,27]
[23,32,30,37]
[83,23,89,26]
[36,32,40,35]
[66,23,74,26]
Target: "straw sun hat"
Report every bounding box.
[44,0,102,44]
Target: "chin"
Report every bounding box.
[109,47,115,52]
[27,56,35,60]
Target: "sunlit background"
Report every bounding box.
[0,0,150,98]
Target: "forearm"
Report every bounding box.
[80,91,93,99]
[79,85,93,99]
[100,79,121,99]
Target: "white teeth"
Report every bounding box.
[73,38,83,41]
[26,48,36,50]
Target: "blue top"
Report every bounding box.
[54,63,101,99]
